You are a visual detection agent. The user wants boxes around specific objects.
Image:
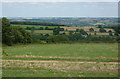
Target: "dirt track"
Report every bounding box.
[2,59,119,64]
[2,59,119,73]
[10,55,118,59]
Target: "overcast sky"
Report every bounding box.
[2,0,119,2]
[1,0,118,17]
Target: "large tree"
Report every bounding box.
[2,17,14,45]
[2,17,32,46]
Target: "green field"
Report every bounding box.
[12,24,58,29]
[2,43,119,77]
[3,43,118,57]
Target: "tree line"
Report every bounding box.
[10,21,65,26]
[26,26,64,31]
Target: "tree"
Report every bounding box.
[45,27,49,30]
[47,35,69,43]
[69,31,74,35]
[2,18,32,45]
[89,28,94,32]
[99,28,106,33]
[94,31,97,35]
[53,27,60,35]
[68,33,84,41]
[2,17,14,46]
[39,27,44,30]
[79,29,88,35]
[98,25,102,28]
[44,34,49,37]
[108,30,113,36]
[76,29,79,32]
[112,25,120,36]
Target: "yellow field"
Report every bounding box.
[88,32,109,35]
[61,26,114,32]
[34,30,65,34]
[34,30,53,34]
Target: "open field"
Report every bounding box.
[61,26,114,32]
[34,30,53,34]
[12,24,114,36]
[12,24,58,29]
[87,32,110,35]
[2,43,119,77]
[3,43,118,57]
[33,30,65,34]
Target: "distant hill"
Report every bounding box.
[9,17,118,27]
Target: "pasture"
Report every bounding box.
[12,24,58,29]
[3,43,118,57]
[2,43,119,77]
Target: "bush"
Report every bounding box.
[47,35,69,43]
[89,28,94,32]
[99,28,106,33]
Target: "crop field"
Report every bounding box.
[34,30,53,34]
[61,26,114,32]
[87,32,110,35]
[28,30,65,34]
[2,43,119,77]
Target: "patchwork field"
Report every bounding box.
[2,43,119,77]
[61,26,114,32]
[12,24,115,36]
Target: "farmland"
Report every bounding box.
[2,43,119,77]
[2,17,119,77]
[12,24,58,29]
[2,1,120,77]
[12,24,114,36]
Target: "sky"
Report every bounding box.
[1,0,119,17]
[2,0,119,2]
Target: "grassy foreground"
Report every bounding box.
[3,43,118,58]
[2,43,119,77]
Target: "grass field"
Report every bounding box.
[2,43,119,77]
[3,43,118,57]
[12,24,58,29]
[33,30,65,34]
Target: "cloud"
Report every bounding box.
[2,0,119,3]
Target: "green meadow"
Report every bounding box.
[3,43,118,58]
[2,43,119,77]
[12,24,58,29]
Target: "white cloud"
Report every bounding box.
[2,0,119,2]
